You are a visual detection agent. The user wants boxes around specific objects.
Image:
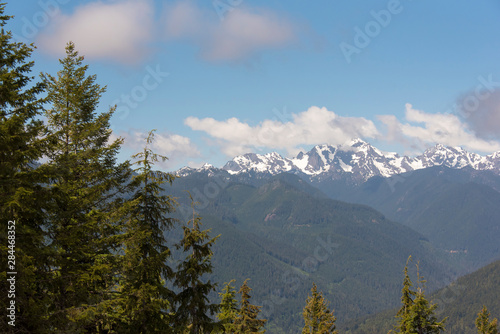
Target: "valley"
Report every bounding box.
[170,139,500,332]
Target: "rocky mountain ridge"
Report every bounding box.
[177,139,500,183]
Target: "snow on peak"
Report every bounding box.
[173,141,500,183]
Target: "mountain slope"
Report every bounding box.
[337,166,500,271]
[341,259,500,334]
[167,174,456,332]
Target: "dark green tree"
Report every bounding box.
[0,4,50,332]
[216,280,239,333]
[233,279,267,333]
[302,283,337,334]
[394,258,446,334]
[394,257,416,333]
[114,130,177,333]
[476,306,499,334]
[41,42,131,332]
[174,197,221,334]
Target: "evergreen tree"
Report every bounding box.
[216,280,239,333]
[394,258,446,334]
[41,42,131,332]
[394,256,416,333]
[233,279,267,333]
[0,4,51,332]
[114,130,177,333]
[476,306,499,334]
[302,283,337,334]
[174,196,221,334]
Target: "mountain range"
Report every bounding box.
[177,138,500,184]
[174,139,500,270]
[169,139,500,332]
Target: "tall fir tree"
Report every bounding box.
[476,306,499,334]
[174,196,221,334]
[41,42,131,332]
[302,283,337,334]
[0,4,51,332]
[215,280,239,333]
[394,256,416,333]
[394,258,446,334]
[114,130,177,333]
[233,279,267,333]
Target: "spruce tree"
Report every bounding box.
[174,197,221,333]
[394,258,446,334]
[216,280,239,333]
[0,5,51,332]
[115,130,177,333]
[41,42,131,332]
[233,279,267,333]
[302,283,337,334]
[476,306,499,334]
[395,257,416,333]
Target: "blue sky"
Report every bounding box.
[5,0,500,170]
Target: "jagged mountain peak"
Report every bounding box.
[344,137,369,147]
[180,140,500,183]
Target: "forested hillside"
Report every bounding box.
[166,172,457,332]
[341,259,500,334]
[334,166,500,272]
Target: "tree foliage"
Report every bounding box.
[233,279,267,333]
[216,279,239,333]
[0,4,50,332]
[114,130,177,333]
[476,306,499,334]
[302,283,337,334]
[394,257,446,334]
[174,196,221,333]
[40,41,132,332]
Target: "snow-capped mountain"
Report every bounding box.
[177,139,500,183]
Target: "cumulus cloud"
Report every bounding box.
[117,130,201,167]
[185,106,379,157]
[37,0,154,64]
[163,1,296,62]
[378,103,500,153]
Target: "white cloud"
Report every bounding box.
[163,1,296,62]
[378,103,500,153]
[117,130,201,167]
[37,0,154,64]
[185,106,380,157]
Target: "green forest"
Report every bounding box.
[1,4,499,333]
